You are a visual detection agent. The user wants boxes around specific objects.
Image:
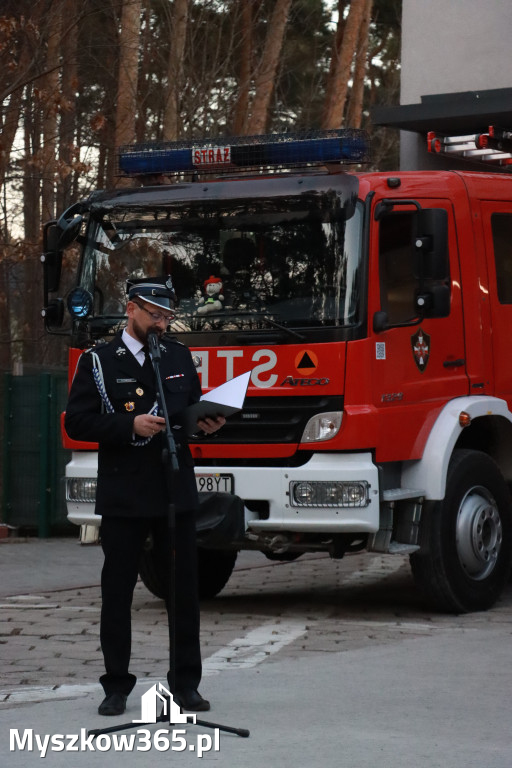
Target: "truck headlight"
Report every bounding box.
[301,412,342,443]
[290,480,369,507]
[66,478,97,502]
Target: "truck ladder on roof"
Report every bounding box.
[427,126,512,169]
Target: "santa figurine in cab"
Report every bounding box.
[197,275,224,314]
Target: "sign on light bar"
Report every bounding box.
[118,129,370,176]
[193,146,232,166]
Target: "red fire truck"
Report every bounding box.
[42,129,512,613]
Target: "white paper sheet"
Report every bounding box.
[183,370,251,435]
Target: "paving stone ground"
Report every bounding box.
[1,538,511,704]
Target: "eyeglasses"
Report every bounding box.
[133,300,175,324]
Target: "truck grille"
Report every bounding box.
[198,395,343,444]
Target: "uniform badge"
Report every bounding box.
[116,346,127,357]
[124,401,135,411]
[136,388,144,396]
[411,328,430,373]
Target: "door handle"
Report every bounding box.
[443,359,465,368]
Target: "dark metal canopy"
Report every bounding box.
[372,88,512,135]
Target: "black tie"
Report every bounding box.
[142,345,152,372]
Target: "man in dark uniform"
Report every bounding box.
[65,276,225,717]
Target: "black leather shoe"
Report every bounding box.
[175,689,210,711]
[98,693,127,716]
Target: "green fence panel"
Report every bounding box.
[1,372,71,535]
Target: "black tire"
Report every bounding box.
[138,536,167,600]
[410,449,512,613]
[138,537,237,601]
[197,548,238,600]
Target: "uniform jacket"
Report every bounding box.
[65,333,202,517]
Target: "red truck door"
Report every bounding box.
[480,201,512,403]
[369,199,469,462]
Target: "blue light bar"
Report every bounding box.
[118,129,370,176]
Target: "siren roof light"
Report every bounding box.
[117,129,370,177]
[427,126,512,168]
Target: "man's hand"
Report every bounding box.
[196,415,226,434]
[133,414,166,437]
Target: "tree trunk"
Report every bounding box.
[162,0,188,141]
[23,87,41,244]
[0,26,32,199]
[0,87,26,211]
[136,4,152,142]
[115,0,142,183]
[246,0,292,135]
[346,0,373,129]
[232,0,253,135]
[323,0,347,126]
[322,0,366,130]
[0,11,41,235]
[41,2,62,224]
[58,0,79,214]
[97,9,119,189]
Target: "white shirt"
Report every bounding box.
[122,328,145,366]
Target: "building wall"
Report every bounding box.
[400,0,512,169]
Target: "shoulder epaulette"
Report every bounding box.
[83,341,109,354]
[162,334,186,348]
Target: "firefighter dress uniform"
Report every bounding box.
[65,280,207,716]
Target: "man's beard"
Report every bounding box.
[132,317,163,344]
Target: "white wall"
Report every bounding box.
[400,0,512,168]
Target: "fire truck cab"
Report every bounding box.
[43,129,512,613]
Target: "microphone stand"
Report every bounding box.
[89,331,249,740]
[147,330,179,704]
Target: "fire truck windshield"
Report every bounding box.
[77,189,364,344]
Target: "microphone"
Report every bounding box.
[147,331,161,362]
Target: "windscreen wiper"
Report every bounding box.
[223,311,306,341]
[259,314,305,341]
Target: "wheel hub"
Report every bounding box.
[456,486,502,580]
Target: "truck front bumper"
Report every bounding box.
[219,452,380,534]
[65,452,99,526]
[66,451,380,535]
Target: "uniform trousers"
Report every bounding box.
[98,513,201,697]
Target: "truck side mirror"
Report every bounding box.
[413,208,449,319]
[414,208,448,280]
[415,283,450,318]
[41,298,65,329]
[41,209,83,332]
[41,249,63,294]
[42,222,63,293]
[373,310,389,333]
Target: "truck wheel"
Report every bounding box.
[197,548,238,600]
[138,537,167,600]
[410,449,512,613]
[138,539,237,601]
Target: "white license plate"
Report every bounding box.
[195,473,234,494]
